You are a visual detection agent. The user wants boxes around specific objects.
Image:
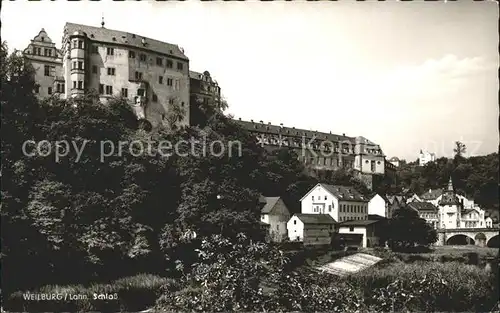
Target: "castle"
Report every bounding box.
[23,22,388,188]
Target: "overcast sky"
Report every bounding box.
[2,1,498,161]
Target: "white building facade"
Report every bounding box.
[419,150,436,166]
[368,194,387,218]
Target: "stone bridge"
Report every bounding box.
[437,228,499,247]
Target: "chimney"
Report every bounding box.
[329,131,332,134]
[268,122,271,125]
[259,120,264,124]
[342,133,346,136]
[280,123,283,127]
[238,118,241,121]
[251,119,254,123]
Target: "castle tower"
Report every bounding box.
[438,177,462,229]
[68,30,88,98]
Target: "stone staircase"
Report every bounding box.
[316,253,382,277]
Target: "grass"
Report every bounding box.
[4,273,169,313]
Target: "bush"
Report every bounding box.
[4,274,167,312]
[349,261,498,312]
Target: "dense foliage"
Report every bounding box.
[381,208,438,250]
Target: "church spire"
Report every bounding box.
[447,176,454,193]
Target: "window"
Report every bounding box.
[166,78,173,86]
[72,40,77,49]
[77,40,84,49]
[44,65,50,76]
[140,54,147,62]
[106,47,114,55]
[324,196,327,200]
[107,67,116,75]
[92,65,98,74]
[92,45,99,54]
[48,87,52,95]
[99,84,104,94]
[156,57,163,66]
[129,51,136,58]
[77,81,83,90]
[121,88,128,98]
[78,61,83,70]
[371,160,376,172]
[166,59,173,68]
[329,205,332,212]
[135,71,143,80]
[177,62,183,70]
[349,226,354,232]
[44,49,49,56]
[276,225,279,230]
[137,89,145,96]
[152,93,158,102]
[312,196,314,201]
[41,37,45,42]
[34,85,40,93]
[73,81,77,89]
[168,98,174,105]
[293,220,296,225]
[159,76,163,84]
[105,85,113,95]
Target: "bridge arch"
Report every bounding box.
[446,234,475,245]
[487,234,499,248]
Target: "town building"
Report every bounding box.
[386,195,406,218]
[23,29,64,98]
[234,120,386,190]
[388,157,400,167]
[286,214,336,245]
[259,196,290,243]
[407,202,439,229]
[24,22,191,129]
[367,194,388,218]
[419,150,436,166]
[405,178,490,230]
[300,183,369,223]
[337,220,384,248]
[189,70,221,107]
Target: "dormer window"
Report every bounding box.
[41,37,45,42]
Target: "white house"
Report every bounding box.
[419,150,436,166]
[260,197,290,242]
[368,194,387,218]
[337,220,382,248]
[287,214,337,245]
[300,183,369,223]
[388,157,400,167]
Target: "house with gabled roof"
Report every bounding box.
[300,183,369,223]
[260,196,290,243]
[407,201,439,229]
[287,213,337,245]
[368,194,388,218]
[337,219,385,248]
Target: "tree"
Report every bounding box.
[384,208,438,251]
[453,141,467,158]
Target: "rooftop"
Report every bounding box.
[261,197,281,214]
[339,219,381,226]
[295,214,337,224]
[407,201,438,212]
[64,22,188,61]
[321,184,368,202]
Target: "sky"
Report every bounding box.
[1,1,498,161]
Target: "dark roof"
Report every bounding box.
[339,219,381,226]
[368,214,387,220]
[189,70,203,79]
[407,202,438,212]
[295,214,337,224]
[64,22,188,61]
[261,197,281,214]
[234,120,356,143]
[420,188,443,200]
[321,184,368,202]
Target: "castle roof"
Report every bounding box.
[63,22,188,61]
